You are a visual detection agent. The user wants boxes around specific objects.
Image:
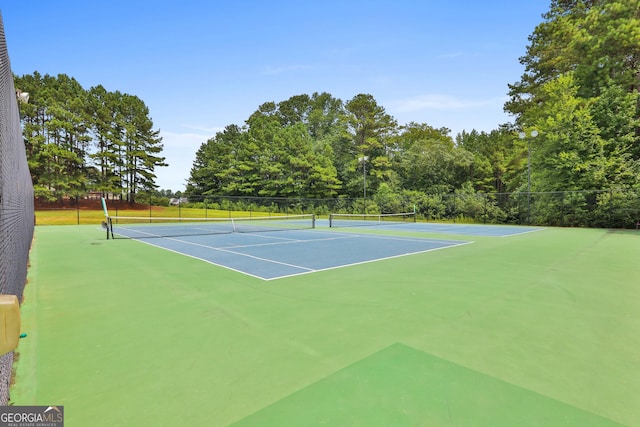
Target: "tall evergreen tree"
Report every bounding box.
[343,94,398,197]
[119,93,166,203]
[15,73,91,200]
[16,73,166,202]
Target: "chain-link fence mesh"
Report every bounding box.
[0,11,35,405]
[36,189,640,229]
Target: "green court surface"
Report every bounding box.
[13,225,640,426]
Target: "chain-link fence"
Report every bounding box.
[36,189,640,230]
[431,189,640,228]
[175,191,640,229]
[0,12,35,405]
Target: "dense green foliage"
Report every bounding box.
[503,0,640,225]
[16,0,640,226]
[185,93,498,200]
[184,0,640,227]
[15,72,166,203]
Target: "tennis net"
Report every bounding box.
[329,212,416,228]
[106,214,316,239]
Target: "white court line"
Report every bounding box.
[264,240,474,281]
[311,229,468,245]
[125,238,269,281]
[114,228,474,281]
[498,228,544,237]
[390,223,545,238]
[172,230,463,250]
[218,235,357,249]
[163,236,316,272]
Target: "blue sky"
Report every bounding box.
[2,1,550,191]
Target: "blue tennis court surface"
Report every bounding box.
[122,229,471,280]
[323,220,542,237]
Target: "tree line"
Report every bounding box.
[15,72,166,203]
[185,92,490,200]
[185,0,640,226]
[15,0,640,226]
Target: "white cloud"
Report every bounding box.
[390,94,508,112]
[384,93,514,136]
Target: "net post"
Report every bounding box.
[312,214,316,229]
[329,213,333,228]
[101,197,113,239]
[101,197,109,217]
[107,217,114,239]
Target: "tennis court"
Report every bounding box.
[381,222,542,237]
[327,213,542,237]
[12,223,640,426]
[107,217,470,280]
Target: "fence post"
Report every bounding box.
[561,192,565,227]
[608,189,613,229]
[483,193,487,224]
[453,194,457,223]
